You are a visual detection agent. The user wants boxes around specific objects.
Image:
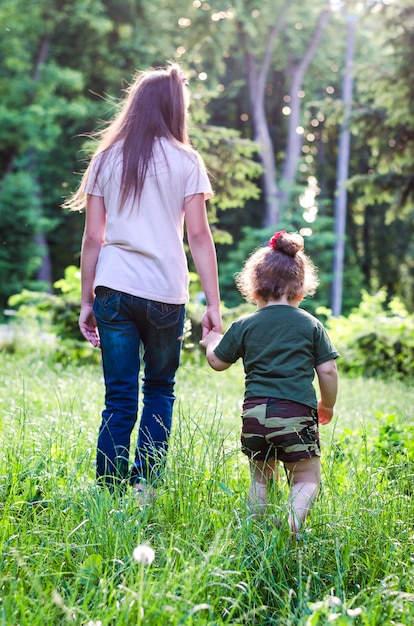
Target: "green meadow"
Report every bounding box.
[0,351,413,625]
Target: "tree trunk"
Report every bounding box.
[280,7,330,208]
[31,34,54,289]
[331,14,357,317]
[246,52,280,227]
[239,0,292,227]
[239,2,329,225]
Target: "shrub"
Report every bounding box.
[6,266,99,365]
[322,290,414,381]
[0,172,48,313]
[6,271,414,381]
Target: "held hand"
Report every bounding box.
[318,400,333,425]
[199,330,222,350]
[201,306,222,339]
[79,305,101,348]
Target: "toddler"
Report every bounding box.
[200,231,339,537]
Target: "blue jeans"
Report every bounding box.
[93,287,185,488]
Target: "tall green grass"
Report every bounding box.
[0,352,413,625]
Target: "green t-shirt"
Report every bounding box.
[214,305,339,409]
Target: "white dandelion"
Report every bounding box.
[133,544,155,566]
[132,544,155,626]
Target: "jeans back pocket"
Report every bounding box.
[146,301,184,330]
[93,287,122,322]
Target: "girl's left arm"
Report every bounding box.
[315,359,338,424]
[79,194,106,347]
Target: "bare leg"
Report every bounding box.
[248,458,278,518]
[284,457,321,536]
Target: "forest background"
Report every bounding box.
[1,0,414,328]
[1,3,413,623]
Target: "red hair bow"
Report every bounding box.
[268,230,287,249]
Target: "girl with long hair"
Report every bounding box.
[65,62,222,493]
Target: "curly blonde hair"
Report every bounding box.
[235,231,319,304]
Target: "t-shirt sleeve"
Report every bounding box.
[83,157,104,197]
[213,322,242,364]
[184,152,213,200]
[314,323,340,366]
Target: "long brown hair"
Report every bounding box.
[64,62,191,212]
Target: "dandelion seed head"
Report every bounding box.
[347,607,363,617]
[133,544,155,565]
[51,590,64,608]
[191,603,212,614]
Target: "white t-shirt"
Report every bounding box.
[84,138,213,304]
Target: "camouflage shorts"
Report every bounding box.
[241,397,321,463]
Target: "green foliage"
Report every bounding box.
[327,410,413,497]
[8,265,80,337]
[7,265,99,364]
[193,124,263,215]
[375,414,414,489]
[0,0,264,305]
[0,172,47,312]
[352,2,414,215]
[1,0,413,321]
[7,267,414,382]
[324,290,414,380]
[342,2,414,311]
[53,264,81,298]
[0,0,116,300]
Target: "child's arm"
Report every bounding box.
[199,331,232,371]
[315,359,338,425]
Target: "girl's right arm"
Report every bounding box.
[184,193,222,338]
[199,331,231,371]
[315,359,338,424]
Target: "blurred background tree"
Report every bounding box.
[0,0,412,319]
